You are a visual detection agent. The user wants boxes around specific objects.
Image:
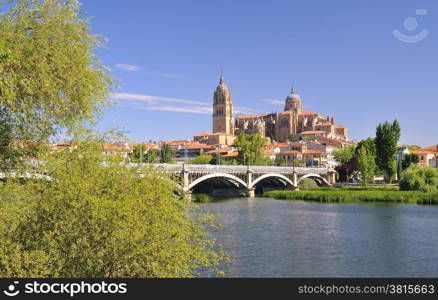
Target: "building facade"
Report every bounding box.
[196,74,349,145]
[212,73,234,135]
[211,75,348,143]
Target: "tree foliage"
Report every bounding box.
[234,133,268,166]
[399,165,438,192]
[298,178,318,190]
[333,146,357,182]
[160,144,174,164]
[0,141,227,277]
[189,154,213,165]
[355,138,378,173]
[130,145,157,164]
[401,154,419,170]
[357,146,375,186]
[0,0,113,142]
[276,156,287,167]
[375,120,401,183]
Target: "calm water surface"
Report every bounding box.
[200,197,438,277]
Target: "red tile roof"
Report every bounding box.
[299,130,327,135]
[423,145,438,152]
[223,152,239,158]
[303,150,326,155]
[411,150,435,155]
[194,132,212,137]
[278,150,301,155]
[236,113,270,119]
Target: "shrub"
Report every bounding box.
[189,154,213,165]
[298,178,319,190]
[192,193,212,203]
[399,165,438,192]
[0,141,226,277]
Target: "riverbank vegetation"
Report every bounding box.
[0,0,226,278]
[399,165,438,192]
[192,193,213,203]
[264,187,438,204]
[0,139,227,277]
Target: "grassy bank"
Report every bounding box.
[192,193,213,203]
[263,189,438,204]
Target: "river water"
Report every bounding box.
[200,197,438,277]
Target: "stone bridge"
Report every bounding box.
[153,164,337,198]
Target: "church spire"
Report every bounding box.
[219,69,224,84]
[291,82,296,93]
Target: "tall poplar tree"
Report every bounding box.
[375,120,401,183]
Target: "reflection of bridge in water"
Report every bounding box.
[154,164,337,198]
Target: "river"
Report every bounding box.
[200,197,438,277]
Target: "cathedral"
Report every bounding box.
[210,74,348,143]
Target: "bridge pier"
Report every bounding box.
[182,163,190,193]
[328,170,337,185]
[292,171,298,188]
[246,166,254,197]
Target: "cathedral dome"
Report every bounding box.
[284,86,303,113]
[286,88,301,101]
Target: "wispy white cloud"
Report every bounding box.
[114,64,184,79]
[115,64,141,72]
[262,99,284,105]
[110,92,257,115]
[133,104,212,114]
[110,93,208,106]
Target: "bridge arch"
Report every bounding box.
[250,173,296,189]
[298,173,331,186]
[188,173,248,190]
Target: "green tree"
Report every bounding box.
[292,158,301,167]
[357,146,375,186]
[189,154,213,165]
[397,160,402,181]
[401,154,420,170]
[355,138,378,173]
[0,0,112,153]
[333,146,357,182]
[399,165,438,192]
[145,149,157,164]
[0,141,227,277]
[160,144,175,164]
[298,178,318,190]
[375,120,401,183]
[276,156,287,167]
[131,144,145,163]
[235,133,268,166]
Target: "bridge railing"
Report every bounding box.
[145,164,330,175]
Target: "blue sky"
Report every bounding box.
[83,0,437,146]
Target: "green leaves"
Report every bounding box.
[357,146,375,186]
[376,120,401,182]
[0,0,113,141]
[0,142,227,277]
[235,133,268,166]
[400,165,438,192]
[160,144,174,164]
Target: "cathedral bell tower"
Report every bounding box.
[284,85,302,136]
[284,86,302,113]
[212,73,234,134]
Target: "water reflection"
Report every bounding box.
[201,198,438,277]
